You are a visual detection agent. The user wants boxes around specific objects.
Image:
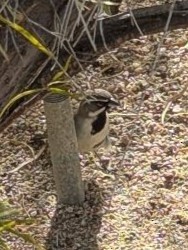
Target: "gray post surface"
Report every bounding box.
[44,94,84,205]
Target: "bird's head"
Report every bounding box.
[78,89,119,117]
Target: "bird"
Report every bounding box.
[74,89,119,153]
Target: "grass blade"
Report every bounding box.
[7,228,45,250]
[0,89,43,119]
[0,14,53,57]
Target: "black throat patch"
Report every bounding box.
[91,110,106,135]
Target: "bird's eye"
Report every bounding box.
[96,102,104,107]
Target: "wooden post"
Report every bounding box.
[44,94,84,205]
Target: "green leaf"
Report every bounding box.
[0,14,53,57]
[7,228,45,250]
[0,89,43,119]
[47,80,68,87]
[52,55,72,81]
[49,87,68,95]
[0,221,16,232]
[0,201,39,249]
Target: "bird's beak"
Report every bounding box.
[108,98,119,107]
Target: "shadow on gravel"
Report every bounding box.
[45,180,106,250]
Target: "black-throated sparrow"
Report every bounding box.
[74,89,119,152]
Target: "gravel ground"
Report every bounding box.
[0,27,188,250]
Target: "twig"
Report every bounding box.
[8,144,46,173]
[151,0,177,73]
[128,7,144,36]
[99,19,109,51]
[161,81,188,124]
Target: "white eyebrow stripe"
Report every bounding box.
[86,96,110,102]
[89,99,109,103]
